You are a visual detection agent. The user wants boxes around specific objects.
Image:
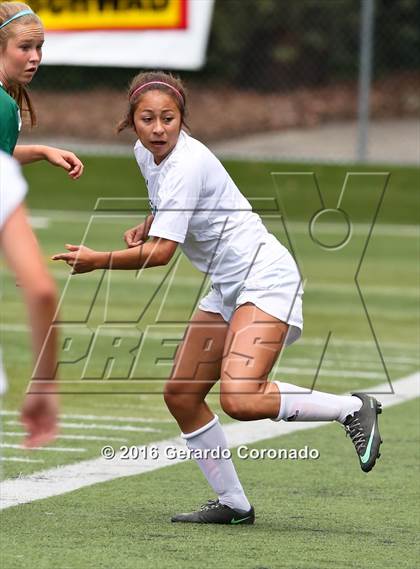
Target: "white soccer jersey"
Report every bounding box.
[0,151,27,229]
[0,151,28,394]
[134,130,290,284]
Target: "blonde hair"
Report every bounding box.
[117,71,189,133]
[0,2,43,127]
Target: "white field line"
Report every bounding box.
[30,210,419,238]
[28,216,49,229]
[0,323,418,353]
[1,324,417,368]
[2,432,128,443]
[268,221,419,239]
[300,338,419,350]
[283,357,415,369]
[2,324,416,381]
[4,420,161,434]
[0,322,420,353]
[3,265,418,297]
[1,457,44,464]
[33,269,420,299]
[273,368,389,379]
[6,369,404,383]
[1,444,86,453]
[89,403,173,415]
[60,412,170,424]
[90,402,171,412]
[40,269,206,287]
[0,372,418,510]
[0,410,172,424]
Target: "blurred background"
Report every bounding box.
[20,0,420,163]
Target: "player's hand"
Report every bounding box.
[52,244,107,274]
[21,383,59,448]
[124,223,146,248]
[42,146,84,179]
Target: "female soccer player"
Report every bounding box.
[53,71,383,525]
[0,2,83,177]
[1,150,59,448]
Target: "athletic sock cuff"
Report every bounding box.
[181,415,219,440]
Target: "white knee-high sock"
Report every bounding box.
[182,415,251,512]
[273,381,362,424]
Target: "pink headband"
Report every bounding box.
[130,81,184,105]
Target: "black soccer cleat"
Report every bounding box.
[171,499,255,525]
[344,392,383,473]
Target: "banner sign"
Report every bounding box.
[30,0,187,32]
[26,0,215,69]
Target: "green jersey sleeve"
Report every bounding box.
[0,86,20,155]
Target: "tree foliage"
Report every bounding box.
[204,0,420,89]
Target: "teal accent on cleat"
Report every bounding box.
[344,393,383,473]
[171,499,255,525]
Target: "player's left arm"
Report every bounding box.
[52,237,178,274]
[13,145,84,179]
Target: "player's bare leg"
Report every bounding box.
[220,303,287,421]
[163,309,227,433]
[220,303,382,472]
[164,309,254,523]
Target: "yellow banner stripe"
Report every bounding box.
[28,0,187,31]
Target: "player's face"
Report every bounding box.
[0,23,44,86]
[133,90,182,164]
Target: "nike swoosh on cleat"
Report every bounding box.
[231,516,252,524]
[360,423,375,464]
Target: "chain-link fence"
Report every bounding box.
[21,0,420,162]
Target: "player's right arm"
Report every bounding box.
[52,236,178,273]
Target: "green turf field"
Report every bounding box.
[1,158,419,568]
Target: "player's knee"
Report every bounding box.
[163,381,178,410]
[163,382,192,414]
[220,393,250,421]
[29,275,57,305]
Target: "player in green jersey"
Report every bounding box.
[0,2,83,178]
